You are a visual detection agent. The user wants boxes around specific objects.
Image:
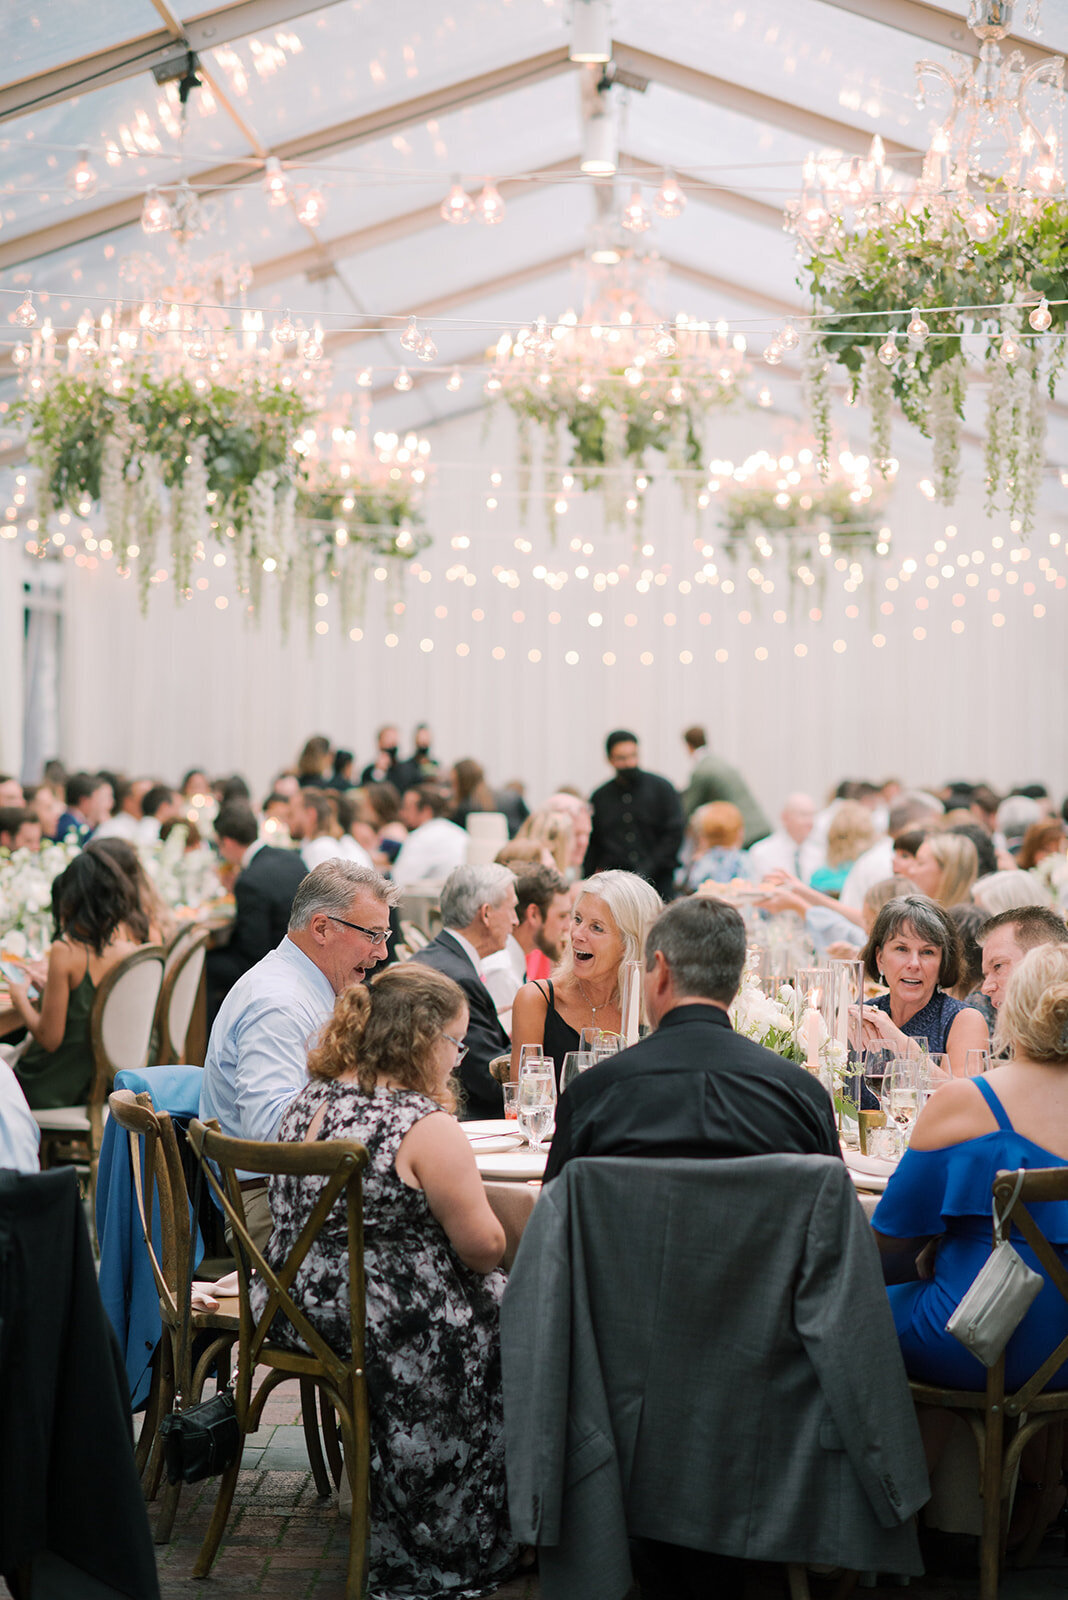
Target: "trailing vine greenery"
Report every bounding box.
[797,198,1068,531]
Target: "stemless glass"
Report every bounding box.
[517,1068,556,1154]
[560,1050,594,1092]
[964,1048,992,1077]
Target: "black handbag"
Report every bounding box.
[158,1157,241,1485]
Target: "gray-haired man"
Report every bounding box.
[412,864,518,1120]
[200,859,399,1246]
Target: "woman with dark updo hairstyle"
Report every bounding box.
[6,851,144,1109]
[253,963,517,1598]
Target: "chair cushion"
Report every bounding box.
[33,1106,91,1133]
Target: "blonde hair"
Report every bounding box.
[826,801,877,870]
[995,945,1068,1063]
[693,802,744,850]
[554,870,663,1000]
[307,965,465,1110]
[518,806,574,874]
[926,832,979,907]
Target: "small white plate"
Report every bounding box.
[465,1133,526,1154]
[474,1148,548,1181]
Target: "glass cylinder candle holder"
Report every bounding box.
[794,967,835,1088]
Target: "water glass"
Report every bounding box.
[579,1027,623,1057]
[517,1068,556,1154]
[560,1050,594,1092]
[964,1048,992,1077]
[501,1082,519,1120]
[518,1043,548,1075]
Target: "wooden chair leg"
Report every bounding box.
[300,1377,333,1498]
[320,1387,344,1489]
[193,1450,244,1578]
[154,1477,183,1546]
[135,1346,163,1479]
[980,1405,1006,1600]
[786,1565,811,1600]
[1015,1422,1065,1569]
[335,1404,370,1600]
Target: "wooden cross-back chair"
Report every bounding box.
[35,945,166,1214]
[156,924,212,1064]
[910,1166,1068,1600]
[186,1117,371,1599]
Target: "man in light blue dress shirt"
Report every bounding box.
[200,858,399,1246]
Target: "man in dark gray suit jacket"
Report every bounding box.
[411,864,516,1120]
[206,802,308,1023]
[545,895,839,1182]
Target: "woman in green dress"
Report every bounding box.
[7,851,142,1109]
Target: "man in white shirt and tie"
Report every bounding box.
[746,794,821,884]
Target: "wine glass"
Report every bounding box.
[917,1052,951,1104]
[518,1043,548,1075]
[579,1027,623,1058]
[560,1050,594,1092]
[517,1067,556,1155]
[964,1048,992,1077]
[880,1059,919,1155]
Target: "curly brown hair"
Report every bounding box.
[307,964,467,1111]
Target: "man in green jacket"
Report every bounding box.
[681,724,770,847]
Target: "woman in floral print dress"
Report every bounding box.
[254,964,517,1600]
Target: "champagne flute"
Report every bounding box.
[517,1067,556,1155]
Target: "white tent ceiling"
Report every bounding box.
[2,0,1066,456]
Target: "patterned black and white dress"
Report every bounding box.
[254,1079,517,1600]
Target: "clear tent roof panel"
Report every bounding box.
[0,74,252,246]
[0,0,164,90]
[621,84,825,205]
[274,74,583,237]
[648,203,802,321]
[329,182,591,327]
[616,0,963,151]
[204,0,569,147]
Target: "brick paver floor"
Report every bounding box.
[4,1374,1065,1597]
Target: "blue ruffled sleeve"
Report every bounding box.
[873,1133,1068,1242]
[872,1145,951,1238]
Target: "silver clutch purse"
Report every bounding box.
[946,1171,1044,1368]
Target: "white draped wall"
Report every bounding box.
[3,402,1067,813]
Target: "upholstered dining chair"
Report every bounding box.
[34,944,166,1214]
[909,1166,1068,1600]
[156,924,212,1064]
[186,1117,371,1600]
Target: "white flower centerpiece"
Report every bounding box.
[0,838,83,957]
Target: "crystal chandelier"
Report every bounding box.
[787,0,1063,246]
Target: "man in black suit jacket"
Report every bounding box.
[545,896,839,1180]
[206,803,309,1023]
[411,864,517,1120]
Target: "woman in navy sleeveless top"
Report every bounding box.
[873,944,1068,1391]
[859,894,989,1076]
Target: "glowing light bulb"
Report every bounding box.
[418,330,438,363]
[303,329,324,362]
[272,309,297,344]
[484,373,502,394]
[964,204,998,243]
[654,323,677,357]
[11,343,29,367]
[577,375,595,401]
[14,293,37,328]
[1029,298,1052,332]
[474,182,506,225]
[67,147,97,199]
[757,386,772,407]
[778,323,800,351]
[446,367,463,391]
[440,176,474,224]
[666,379,685,405]
[262,157,288,207]
[185,323,211,361]
[394,367,413,391]
[357,367,373,387]
[400,317,423,354]
[763,340,783,366]
[148,300,170,336]
[906,308,929,345]
[653,169,686,219]
[296,188,325,226]
[140,186,170,234]
[999,333,1020,364]
[621,186,651,233]
[878,333,898,365]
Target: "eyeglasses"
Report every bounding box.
[443,1032,469,1062]
[326,915,391,946]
